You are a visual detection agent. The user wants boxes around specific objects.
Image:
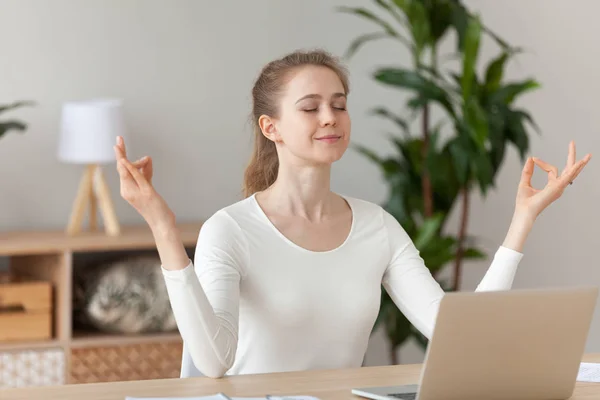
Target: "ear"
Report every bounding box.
[258,114,281,143]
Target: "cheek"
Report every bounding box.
[340,114,351,135]
[279,113,317,142]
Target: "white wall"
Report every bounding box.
[458,0,600,358]
[1,0,599,366]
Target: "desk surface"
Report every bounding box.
[4,353,600,400]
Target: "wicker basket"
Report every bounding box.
[0,348,65,388]
[70,341,183,384]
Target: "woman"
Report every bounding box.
[114,49,591,378]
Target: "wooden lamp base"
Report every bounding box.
[66,164,121,236]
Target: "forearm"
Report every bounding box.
[502,211,535,253]
[157,211,245,378]
[162,266,238,378]
[474,212,529,292]
[150,219,191,271]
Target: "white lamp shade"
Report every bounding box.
[58,98,126,164]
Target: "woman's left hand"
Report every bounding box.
[515,140,591,221]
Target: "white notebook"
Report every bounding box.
[577,362,600,382]
[125,395,320,400]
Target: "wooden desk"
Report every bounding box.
[4,354,600,400]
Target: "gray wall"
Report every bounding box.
[1,0,599,366]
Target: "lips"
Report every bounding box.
[316,135,342,140]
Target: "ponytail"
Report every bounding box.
[242,125,279,197]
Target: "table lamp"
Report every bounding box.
[58,98,125,236]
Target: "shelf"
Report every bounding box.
[70,330,182,348]
[0,339,64,352]
[0,222,194,386]
[0,221,203,256]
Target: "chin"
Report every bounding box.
[312,148,347,165]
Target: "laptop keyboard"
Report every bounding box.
[387,393,417,400]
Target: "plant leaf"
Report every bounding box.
[373,0,407,28]
[464,98,488,149]
[414,213,444,250]
[505,110,530,161]
[487,111,507,173]
[374,68,456,117]
[344,32,393,59]
[447,137,470,185]
[0,101,35,114]
[389,137,423,172]
[337,6,400,37]
[384,187,414,234]
[370,107,411,138]
[491,79,540,104]
[425,0,454,43]
[419,236,457,273]
[513,109,541,134]
[411,325,429,350]
[463,247,487,259]
[388,306,413,349]
[484,51,508,93]
[381,158,403,178]
[450,2,470,50]
[462,13,482,102]
[406,0,431,60]
[482,24,520,54]
[0,121,27,140]
[338,6,413,52]
[391,0,408,13]
[472,151,494,195]
[373,287,392,331]
[353,143,384,165]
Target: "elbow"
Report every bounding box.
[190,350,234,379]
[423,326,434,341]
[202,366,228,379]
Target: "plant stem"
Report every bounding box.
[421,46,438,219]
[421,103,433,218]
[452,188,470,290]
[391,347,399,365]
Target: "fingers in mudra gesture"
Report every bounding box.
[516,140,591,219]
[113,136,174,228]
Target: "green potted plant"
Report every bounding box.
[338,0,540,364]
[0,101,34,140]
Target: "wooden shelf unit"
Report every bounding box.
[0,221,202,388]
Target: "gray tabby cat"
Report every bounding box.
[73,255,178,334]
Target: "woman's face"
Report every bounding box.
[261,65,351,167]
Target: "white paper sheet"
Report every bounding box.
[125,394,320,400]
[125,397,264,400]
[577,363,600,382]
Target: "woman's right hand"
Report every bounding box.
[114,136,176,231]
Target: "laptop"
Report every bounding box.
[352,286,598,400]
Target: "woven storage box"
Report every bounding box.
[0,348,65,388]
[70,341,183,383]
[0,281,53,342]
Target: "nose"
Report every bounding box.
[319,106,337,127]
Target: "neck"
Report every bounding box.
[265,160,334,221]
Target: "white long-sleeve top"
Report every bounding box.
[161,194,523,378]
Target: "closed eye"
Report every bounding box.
[302,106,346,112]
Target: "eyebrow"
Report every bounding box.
[295,93,346,104]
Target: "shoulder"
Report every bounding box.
[341,194,411,245]
[342,195,384,217]
[195,197,255,269]
[199,196,256,237]
[341,194,391,226]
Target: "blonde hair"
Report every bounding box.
[242,49,350,198]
